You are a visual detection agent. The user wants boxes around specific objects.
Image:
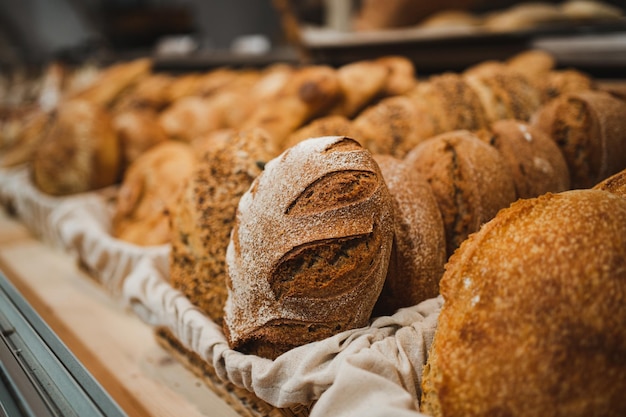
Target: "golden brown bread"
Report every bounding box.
[112,141,196,246]
[479,119,570,199]
[463,65,541,123]
[352,95,435,158]
[411,72,490,135]
[169,129,277,325]
[532,90,626,189]
[421,189,626,417]
[112,108,169,172]
[372,154,446,317]
[31,99,120,195]
[242,65,341,149]
[223,136,394,359]
[70,58,152,108]
[538,68,595,103]
[404,130,516,257]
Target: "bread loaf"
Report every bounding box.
[32,99,120,195]
[479,119,570,199]
[404,130,516,257]
[224,136,394,359]
[593,167,626,197]
[112,141,196,246]
[169,129,277,324]
[421,189,626,417]
[373,154,446,316]
[532,90,626,189]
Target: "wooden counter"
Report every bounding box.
[0,208,241,417]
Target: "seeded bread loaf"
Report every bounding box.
[224,136,394,359]
[169,129,277,324]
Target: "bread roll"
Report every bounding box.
[532,90,626,189]
[479,119,570,199]
[224,136,394,359]
[169,129,277,324]
[113,108,169,171]
[328,60,389,118]
[32,99,120,195]
[113,141,196,246]
[421,189,626,417]
[404,130,516,257]
[539,69,595,103]
[373,154,446,316]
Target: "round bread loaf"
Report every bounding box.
[32,99,120,195]
[420,189,626,417]
[112,141,196,246]
[113,108,168,172]
[538,69,595,103]
[480,119,570,199]
[372,154,446,316]
[224,136,394,359]
[169,128,277,324]
[404,130,516,257]
[532,90,626,189]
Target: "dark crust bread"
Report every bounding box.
[422,190,626,417]
[404,130,516,257]
[224,136,394,359]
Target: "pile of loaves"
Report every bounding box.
[2,49,626,416]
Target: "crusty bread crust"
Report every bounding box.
[373,154,446,316]
[422,190,626,417]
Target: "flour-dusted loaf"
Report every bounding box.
[224,136,394,359]
[421,189,626,417]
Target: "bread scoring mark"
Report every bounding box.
[323,136,362,153]
[285,170,378,215]
[270,231,379,300]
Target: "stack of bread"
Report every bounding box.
[2,47,626,416]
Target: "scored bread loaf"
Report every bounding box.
[224,136,394,359]
[404,130,516,257]
[421,189,626,417]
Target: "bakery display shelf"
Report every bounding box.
[0,209,241,417]
[300,21,626,75]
